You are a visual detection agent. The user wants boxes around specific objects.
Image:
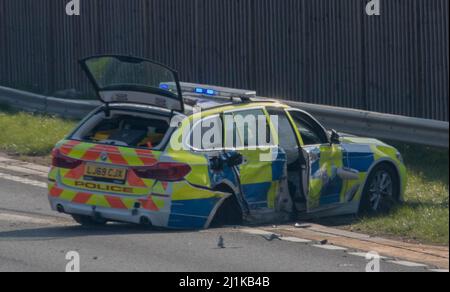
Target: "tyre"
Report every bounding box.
[359,163,400,215]
[72,215,107,226]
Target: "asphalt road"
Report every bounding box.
[0,173,429,272]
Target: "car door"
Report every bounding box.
[223,108,284,211]
[265,107,306,208]
[286,109,353,212]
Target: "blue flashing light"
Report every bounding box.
[206,89,216,95]
[160,84,169,90]
[194,87,216,96]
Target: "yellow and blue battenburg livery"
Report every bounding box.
[47,55,407,229]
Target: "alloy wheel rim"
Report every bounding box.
[368,170,393,212]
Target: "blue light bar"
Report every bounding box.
[160,84,169,90]
[194,88,216,96]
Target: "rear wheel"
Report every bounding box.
[71,215,107,227]
[359,163,400,215]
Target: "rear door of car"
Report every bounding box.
[80,55,184,112]
[223,108,285,210]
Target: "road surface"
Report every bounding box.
[0,167,430,272]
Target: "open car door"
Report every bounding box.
[80,55,184,112]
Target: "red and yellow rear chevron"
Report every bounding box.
[49,184,163,211]
[58,140,160,167]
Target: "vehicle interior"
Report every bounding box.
[71,110,171,149]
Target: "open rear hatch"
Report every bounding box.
[80,55,184,112]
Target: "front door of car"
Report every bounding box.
[223,108,283,211]
[265,107,306,210]
[286,109,353,212]
[302,144,346,211]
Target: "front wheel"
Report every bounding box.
[359,164,400,215]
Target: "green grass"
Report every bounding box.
[0,107,77,156]
[351,142,449,245]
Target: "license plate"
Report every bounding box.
[84,164,127,183]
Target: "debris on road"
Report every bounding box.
[295,223,312,229]
[217,236,225,249]
[262,233,282,242]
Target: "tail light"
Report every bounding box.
[133,163,191,181]
[52,148,82,169]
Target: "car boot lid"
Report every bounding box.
[80,55,184,112]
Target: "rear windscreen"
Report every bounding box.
[84,56,179,97]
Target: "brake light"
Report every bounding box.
[51,148,83,169]
[133,163,191,181]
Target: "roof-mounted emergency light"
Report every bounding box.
[160,82,257,101]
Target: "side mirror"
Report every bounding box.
[226,152,244,167]
[330,129,341,145]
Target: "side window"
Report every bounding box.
[288,110,328,145]
[224,113,240,149]
[189,115,223,150]
[266,107,300,153]
[224,109,271,148]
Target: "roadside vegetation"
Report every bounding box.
[0,108,448,245]
[0,105,76,156]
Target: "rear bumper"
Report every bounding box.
[49,197,170,227]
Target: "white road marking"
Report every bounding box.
[281,236,311,243]
[348,252,388,259]
[0,164,48,178]
[429,269,449,273]
[313,244,347,251]
[239,228,275,236]
[0,213,63,225]
[0,172,47,188]
[0,158,48,178]
[387,260,428,268]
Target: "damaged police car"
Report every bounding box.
[48,55,407,229]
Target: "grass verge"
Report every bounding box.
[0,107,77,156]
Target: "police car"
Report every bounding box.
[48,55,407,229]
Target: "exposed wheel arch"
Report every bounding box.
[208,184,244,228]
